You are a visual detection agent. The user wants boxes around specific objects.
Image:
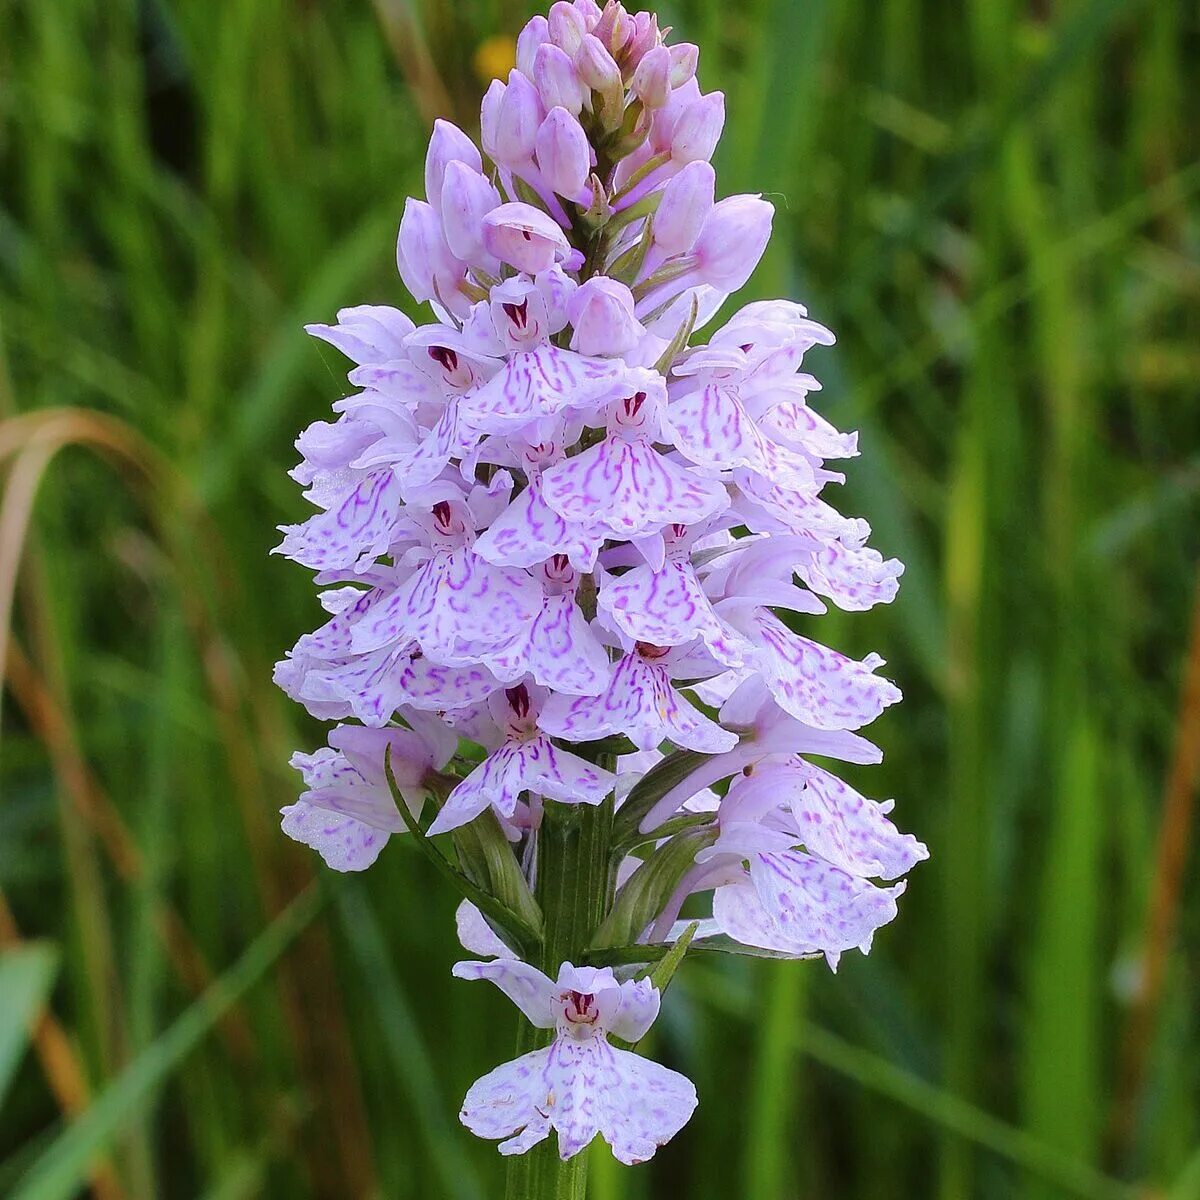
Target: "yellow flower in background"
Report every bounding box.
[474,35,516,85]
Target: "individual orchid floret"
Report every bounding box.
[567,276,643,357]
[439,160,503,267]
[692,194,774,290]
[304,305,415,367]
[698,758,927,968]
[668,41,698,86]
[535,106,592,200]
[541,641,738,754]
[652,161,715,256]
[281,717,455,871]
[425,119,483,213]
[428,683,614,834]
[482,202,572,275]
[670,90,725,164]
[575,34,624,121]
[480,555,612,695]
[631,44,672,108]
[541,373,728,538]
[488,69,544,168]
[453,958,697,1163]
[547,2,588,56]
[598,523,751,667]
[397,198,468,315]
[533,41,589,115]
[516,15,551,76]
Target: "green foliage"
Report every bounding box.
[0,0,1197,1197]
[0,944,58,1109]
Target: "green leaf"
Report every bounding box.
[612,748,714,846]
[451,810,543,946]
[691,969,1137,1200]
[332,880,483,1200]
[9,888,322,1200]
[641,920,698,993]
[588,828,715,949]
[653,292,700,375]
[386,749,542,959]
[0,943,59,1110]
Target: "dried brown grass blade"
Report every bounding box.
[1110,566,1200,1154]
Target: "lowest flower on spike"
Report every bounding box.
[273,0,924,1187]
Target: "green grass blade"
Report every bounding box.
[332,878,484,1200]
[692,970,1138,1200]
[9,887,322,1200]
[0,943,59,1109]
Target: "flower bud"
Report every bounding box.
[693,195,774,291]
[424,119,482,213]
[623,11,661,69]
[397,198,464,305]
[653,160,715,255]
[575,32,621,90]
[482,202,571,274]
[575,34,623,126]
[592,2,634,59]
[671,91,725,163]
[568,276,643,356]
[535,107,591,199]
[492,69,543,166]
[668,42,699,87]
[647,77,698,153]
[479,78,507,161]
[535,264,578,332]
[516,14,550,76]
[573,0,603,24]
[439,160,501,266]
[548,1,587,54]
[533,42,588,116]
[631,45,671,109]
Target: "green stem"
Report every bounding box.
[504,797,615,1200]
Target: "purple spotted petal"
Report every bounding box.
[760,400,859,460]
[749,850,903,963]
[274,469,404,572]
[796,540,904,612]
[459,1037,696,1164]
[540,653,737,753]
[482,593,612,695]
[599,560,750,667]
[542,437,728,539]
[792,762,928,880]
[428,734,614,833]
[750,610,901,731]
[461,344,625,432]
[280,801,389,871]
[664,382,771,473]
[305,642,500,726]
[473,477,605,570]
[350,550,542,659]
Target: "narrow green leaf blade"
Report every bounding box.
[10,888,322,1200]
[0,943,59,1110]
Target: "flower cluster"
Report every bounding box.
[274,0,924,1167]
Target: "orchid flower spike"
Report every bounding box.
[274,0,923,1174]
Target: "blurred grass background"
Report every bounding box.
[1,0,1198,1196]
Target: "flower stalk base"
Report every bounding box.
[505,798,613,1200]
